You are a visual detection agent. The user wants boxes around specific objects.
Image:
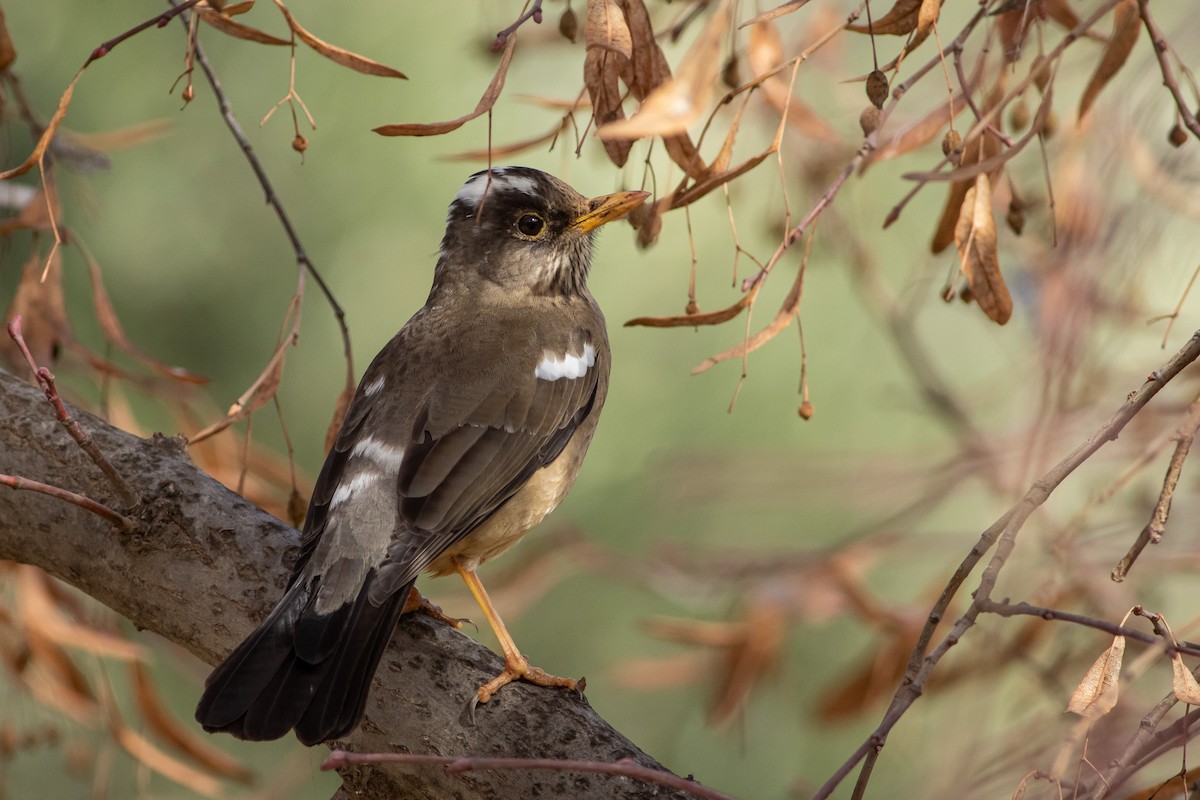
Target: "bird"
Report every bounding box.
[194,167,648,746]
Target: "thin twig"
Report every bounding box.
[0,473,135,532]
[85,0,203,66]
[7,316,138,507]
[170,0,355,409]
[322,750,737,800]
[977,599,1200,658]
[1111,394,1200,581]
[493,0,543,50]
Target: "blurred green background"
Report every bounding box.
[4,1,1200,799]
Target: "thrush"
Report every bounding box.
[194,167,647,746]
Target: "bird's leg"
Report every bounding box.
[454,559,581,706]
[402,586,466,629]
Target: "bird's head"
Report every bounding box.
[435,167,648,299]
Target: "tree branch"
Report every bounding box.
[0,369,704,800]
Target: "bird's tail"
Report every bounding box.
[194,574,413,746]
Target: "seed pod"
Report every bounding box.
[1030,55,1052,92]
[722,54,740,90]
[798,401,815,420]
[859,105,881,136]
[1039,109,1058,138]
[942,129,962,164]
[1169,124,1188,148]
[1006,204,1025,235]
[181,84,195,104]
[292,134,308,153]
[559,6,578,43]
[866,69,889,109]
[1009,98,1030,131]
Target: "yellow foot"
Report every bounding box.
[402,587,468,629]
[469,655,585,721]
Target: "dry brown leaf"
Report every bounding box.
[599,0,730,139]
[374,34,515,136]
[611,651,708,690]
[1,247,71,372]
[954,173,1011,325]
[190,281,303,443]
[1077,0,1139,122]
[915,0,941,39]
[692,247,806,374]
[587,0,633,60]
[221,0,257,14]
[130,663,254,783]
[708,601,788,726]
[323,369,356,453]
[1171,653,1200,705]
[931,123,1003,253]
[198,8,290,45]
[1067,635,1125,718]
[643,617,744,647]
[0,184,57,236]
[0,4,17,70]
[61,119,175,154]
[272,0,405,79]
[23,633,100,724]
[864,91,969,168]
[847,0,923,36]
[18,567,145,661]
[584,48,632,165]
[746,22,838,142]
[619,0,670,99]
[0,69,82,181]
[740,0,812,28]
[1043,0,1081,31]
[626,280,760,327]
[109,709,222,797]
[445,118,569,161]
[817,631,911,721]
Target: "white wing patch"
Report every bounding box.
[363,376,386,397]
[329,472,382,509]
[535,343,596,382]
[350,436,405,472]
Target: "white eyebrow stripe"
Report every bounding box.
[329,472,381,509]
[363,376,386,397]
[453,168,539,208]
[350,436,405,472]
[534,343,596,382]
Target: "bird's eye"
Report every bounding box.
[516,213,545,237]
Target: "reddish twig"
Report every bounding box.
[7,316,138,507]
[84,0,203,66]
[0,473,135,532]
[493,0,543,50]
[1111,394,1200,581]
[322,750,737,800]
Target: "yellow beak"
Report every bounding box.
[573,190,650,233]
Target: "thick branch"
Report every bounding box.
[0,369,700,800]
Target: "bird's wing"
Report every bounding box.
[291,313,604,606]
[375,326,603,594]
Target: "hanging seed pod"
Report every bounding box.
[866,69,889,109]
[1169,124,1188,147]
[722,54,740,90]
[798,401,815,420]
[559,6,578,43]
[860,105,882,136]
[292,134,308,153]
[181,83,195,104]
[1039,109,1058,138]
[1009,98,1030,131]
[1007,203,1025,235]
[1030,55,1052,92]
[942,129,963,164]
